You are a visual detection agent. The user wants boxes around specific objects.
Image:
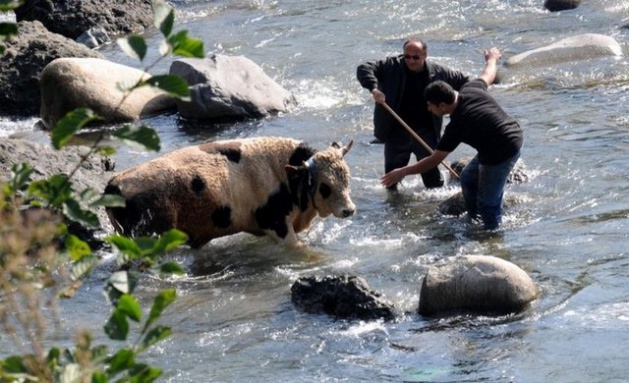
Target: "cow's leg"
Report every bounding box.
[264,224,303,247]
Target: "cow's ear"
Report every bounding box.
[330,140,353,155]
[341,140,354,156]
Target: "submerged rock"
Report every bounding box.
[291,275,395,321]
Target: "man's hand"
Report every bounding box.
[484,47,502,62]
[380,168,406,188]
[372,88,385,104]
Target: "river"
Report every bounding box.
[2,1,629,382]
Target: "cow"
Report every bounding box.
[104,136,356,248]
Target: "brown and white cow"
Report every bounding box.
[104,136,355,248]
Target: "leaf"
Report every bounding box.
[2,355,27,373]
[141,326,172,351]
[104,309,130,341]
[106,235,143,259]
[52,108,101,149]
[167,30,205,58]
[117,35,148,61]
[118,294,142,322]
[128,363,162,383]
[143,75,190,100]
[89,193,126,208]
[63,198,100,228]
[65,234,92,261]
[10,162,33,192]
[0,22,18,36]
[91,371,108,383]
[71,255,97,280]
[0,1,24,12]
[106,348,135,374]
[150,229,188,257]
[153,2,174,38]
[112,124,160,152]
[107,271,132,294]
[143,289,176,333]
[159,261,185,275]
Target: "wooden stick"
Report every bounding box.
[380,102,460,180]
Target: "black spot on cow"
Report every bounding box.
[211,205,232,228]
[319,183,332,199]
[289,143,316,166]
[190,175,206,196]
[218,147,241,163]
[198,142,242,163]
[255,183,293,238]
[287,166,310,211]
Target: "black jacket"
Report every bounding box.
[357,55,469,141]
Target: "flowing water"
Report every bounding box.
[2,1,629,382]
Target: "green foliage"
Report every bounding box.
[0,0,21,54]
[1,1,205,382]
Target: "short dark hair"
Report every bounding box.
[424,80,456,105]
[403,37,427,51]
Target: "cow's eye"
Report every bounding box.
[319,183,331,198]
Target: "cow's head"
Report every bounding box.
[286,140,355,219]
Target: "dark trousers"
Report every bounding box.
[384,129,443,189]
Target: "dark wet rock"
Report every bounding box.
[169,55,297,120]
[418,255,538,316]
[438,192,467,216]
[0,21,103,117]
[544,0,581,12]
[15,0,153,41]
[291,275,395,321]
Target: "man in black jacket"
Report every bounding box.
[357,37,469,190]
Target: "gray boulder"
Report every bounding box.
[170,55,297,120]
[15,0,153,41]
[291,275,395,321]
[418,255,538,316]
[0,21,103,117]
[544,0,581,12]
[505,33,623,68]
[40,57,176,129]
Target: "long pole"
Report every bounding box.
[380,102,459,180]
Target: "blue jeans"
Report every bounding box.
[460,151,521,230]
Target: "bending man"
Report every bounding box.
[380,48,523,230]
[357,37,469,190]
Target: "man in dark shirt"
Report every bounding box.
[357,38,469,190]
[380,48,523,230]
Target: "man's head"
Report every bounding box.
[424,80,456,116]
[402,38,427,73]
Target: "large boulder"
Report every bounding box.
[544,0,581,12]
[291,275,396,321]
[0,21,103,117]
[418,255,538,316]
[169,55,297,120]
[40,57,176,129]
[505,33,623,68]
[15,0,153,41]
